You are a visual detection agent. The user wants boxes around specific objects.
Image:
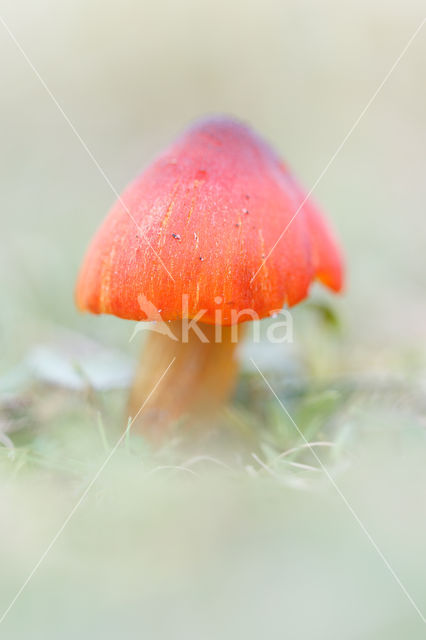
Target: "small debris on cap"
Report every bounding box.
[171,233,181,240]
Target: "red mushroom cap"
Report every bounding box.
[76,116,344,325]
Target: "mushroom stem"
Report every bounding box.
[128,321,242,436]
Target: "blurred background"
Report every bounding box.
[1,0,426,638]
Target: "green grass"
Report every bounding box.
[1,348,426,639]
[1,304,426,639]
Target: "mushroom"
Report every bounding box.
[76,116,343,435]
